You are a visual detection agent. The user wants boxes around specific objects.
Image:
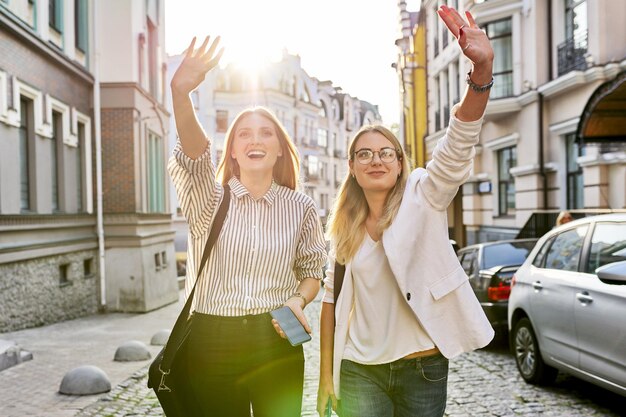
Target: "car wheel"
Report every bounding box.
[512,317,558,385]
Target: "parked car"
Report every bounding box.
[508,213,626,396]
[456,238,538,334]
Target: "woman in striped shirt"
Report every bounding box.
[168,36,326,417]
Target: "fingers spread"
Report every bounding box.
[194,35,210,57]
[184,37,197,57]
[465,11,478,29]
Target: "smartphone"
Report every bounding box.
[325,398,333,417]
[270,306,312,346]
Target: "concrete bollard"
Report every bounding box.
[150,329,171,346]
[59,365,111,395]
[113,340,151,362]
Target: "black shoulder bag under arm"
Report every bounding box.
[147,185,230,417]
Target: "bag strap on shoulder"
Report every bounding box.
[160,185,231,370]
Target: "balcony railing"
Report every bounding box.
[557,31,588,76]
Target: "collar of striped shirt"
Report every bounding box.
[228,177,278,205]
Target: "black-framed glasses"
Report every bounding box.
[352,147,401,165]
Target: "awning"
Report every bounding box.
[577,70,626,144]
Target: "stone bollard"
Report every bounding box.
[150,329,171,346]
[113,340,151,362]
[59,365,111,395]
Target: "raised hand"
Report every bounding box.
[437,5,493,73]
[171,36,224,97]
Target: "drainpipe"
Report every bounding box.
[538,92,547,210]
[92,2,106,309]
[547,0,553,82]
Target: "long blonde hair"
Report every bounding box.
[326,125,412,264]
[216,107,300,190]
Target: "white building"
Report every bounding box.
[421,0,625,245]
[166,51,382,252]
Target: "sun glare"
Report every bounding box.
[220,36,282,77]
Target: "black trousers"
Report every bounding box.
[186,312,304,417]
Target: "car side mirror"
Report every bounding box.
[596,261,626,285]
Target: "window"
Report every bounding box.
[565,0,587,41]
[566,133,584,209]
[434,75,441,131]
[498,146,516,215]
[442,69,449,128]
[543,225,588,272]
[485,19,513,98]
[459,250,478,278]
[452,61,460,105]
[320,193,328,210]
[76,122,85,211]
[317,129,328,148]
[586,223,626,273]
[49,0,62,32]
[216,110,228,133]
[51,111,62,212]
[83,258,93,277]
[147,131,165,212]
[433,4,439,57]
[19,98,32,212]
[532,236,556,268]
[307,155,319,179]
[483,241,536,269]
[147,18,158,97]
[59,263,70,286]
[75,0,88,52]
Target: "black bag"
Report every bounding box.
[147,186,230,416]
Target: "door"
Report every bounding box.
[529,225,588,367]
[576,222,626,389]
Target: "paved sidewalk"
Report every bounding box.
[0,292,186,417]
[0,291,325,417]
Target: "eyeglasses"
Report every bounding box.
[352,147,401,165]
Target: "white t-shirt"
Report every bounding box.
[343,234,435,364]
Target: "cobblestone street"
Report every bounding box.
[73,296,626,417]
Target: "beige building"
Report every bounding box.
[0,0,177,332]
[420,0,625,245]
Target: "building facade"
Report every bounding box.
[166,51,382,253]
[410,0,625,245]
[0,0,177,332]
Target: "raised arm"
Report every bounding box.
[416,6,493,210]
[170,36,224,159]
[437,5,493,122]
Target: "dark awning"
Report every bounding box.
[577,70,626,144]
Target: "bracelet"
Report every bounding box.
[290,292,307,308]
[466,70,494,93]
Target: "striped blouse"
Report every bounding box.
[167,141,327,316]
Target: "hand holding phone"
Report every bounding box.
[270,306,312,346]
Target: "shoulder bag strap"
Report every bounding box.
[161,185,231,370]
[333,261,345,327]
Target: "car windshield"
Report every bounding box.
[483,241,536,269]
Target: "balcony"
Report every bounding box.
[557,31,588,77]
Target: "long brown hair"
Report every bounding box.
[216,107,300,190]
[326,125,412,264]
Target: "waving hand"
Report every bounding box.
[171,36,224,96]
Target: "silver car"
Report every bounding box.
[508,213,626,396]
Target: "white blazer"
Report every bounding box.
[323,105,495,397]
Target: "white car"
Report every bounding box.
[508,213,626,396]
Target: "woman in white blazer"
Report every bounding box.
[317,5,495,417]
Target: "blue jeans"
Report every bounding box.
[339,353,448,417]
